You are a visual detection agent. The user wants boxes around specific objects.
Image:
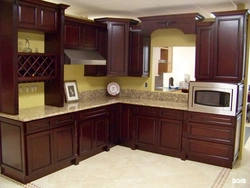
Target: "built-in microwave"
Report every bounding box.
[188,82,244,116]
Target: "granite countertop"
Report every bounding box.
[0,96,188,122]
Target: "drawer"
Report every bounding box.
[186,139,233,167]
[135,106,158,117]
[26,118,52,134]
[159,108,183,120]
[187,122,234,144]
[78,107,107,121]
[53,113,75,127]
[188,112,235,127]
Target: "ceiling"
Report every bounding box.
[44,0,250,20]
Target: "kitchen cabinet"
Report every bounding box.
[195,10,249,82]
[95,18,139,76]
[18,1,58,32]
[132,105,183,157]
[128,27,150,77]
[64,16,107,50]
[0,0,68,115]
[0,113,77,183]
[108,104,120,147]
[182,111,242,168]
[78,107,109,161]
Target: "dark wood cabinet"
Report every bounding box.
[182,111,242,168]
[132,105,183,157]
[64,17,107,50]
[18,1,58,32]
[195,10,249,82]
[0,0,68,115]
[78,107,109,161]
[95,18,138,76]
[108,104,119,147]
[128,27,150,77]
[0,113,77,183]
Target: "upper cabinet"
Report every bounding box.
[128,26,150,77]
[195,10,249,83]
[0,0,68,115]
[64,16,107,50]
[95,18,139,76]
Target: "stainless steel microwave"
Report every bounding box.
[188,82,244,116]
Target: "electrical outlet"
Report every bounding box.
[144,83,148,87]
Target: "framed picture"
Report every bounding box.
[64,80,79,102]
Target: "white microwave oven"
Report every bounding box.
[188,82,244,116]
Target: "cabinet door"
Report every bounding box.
[128,31,150,77]
[107,21,129,76]
[18,2,38,29]
[39,6,57,31]
[195,22,214,81]
[82,25,98,50]
[78,120,94,154]
[95,115,108,148]
[26,130,54,176]
[54,125,76,164]
[158,119,182,153]
[135,115,158,147]
[108,105,119,145]
[120,105,133,144]
[64,22,81,48]
[213,12,246,82]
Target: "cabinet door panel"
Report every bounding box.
[40,7,57,31]
[18,3,38,28]
[64,24,81,47]
[82,26,98,50]
[158,119,182,151]
[54,125,75,163]
[136,116,157,146]
[26,130,53,174]
[78,120,94,154]
[95,117,108,147]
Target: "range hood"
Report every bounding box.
[64,49,106,65]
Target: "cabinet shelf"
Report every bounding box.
[18,52,57,82]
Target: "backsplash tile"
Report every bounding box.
[79,89,188,103]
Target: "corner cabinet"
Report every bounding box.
[128,26,150,77]
[95,18,139,76]
[0,0,69,115]
[195,10,249,82]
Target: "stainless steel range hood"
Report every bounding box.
[64,49,106,65]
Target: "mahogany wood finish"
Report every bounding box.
[138,13,204,37]
[0,113,77,183]
[108,104,120,147]
[95,18,139,76]
[128,26,150,77]
[130,105,183,158]
[195,10,249,82]
[182,111,242,168]
[77,107,109,161]
[0,0,68,114]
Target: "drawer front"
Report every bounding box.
[78,107,107,121]
[187,122,234,144]
[186,139,233,164]
[26,118,52,134]
[135,106,158,117]
[53,113,75,127]
[188,112,235,127]
[159,109,183,120]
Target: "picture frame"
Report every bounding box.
[64,80,79,102]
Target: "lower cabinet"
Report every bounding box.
[77,107,109,161]
[182,111,242,168]
[0,113,77,183]
[132,105,183,157]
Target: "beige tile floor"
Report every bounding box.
[1,135,250,188]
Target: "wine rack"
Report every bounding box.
[18,53,57,82]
